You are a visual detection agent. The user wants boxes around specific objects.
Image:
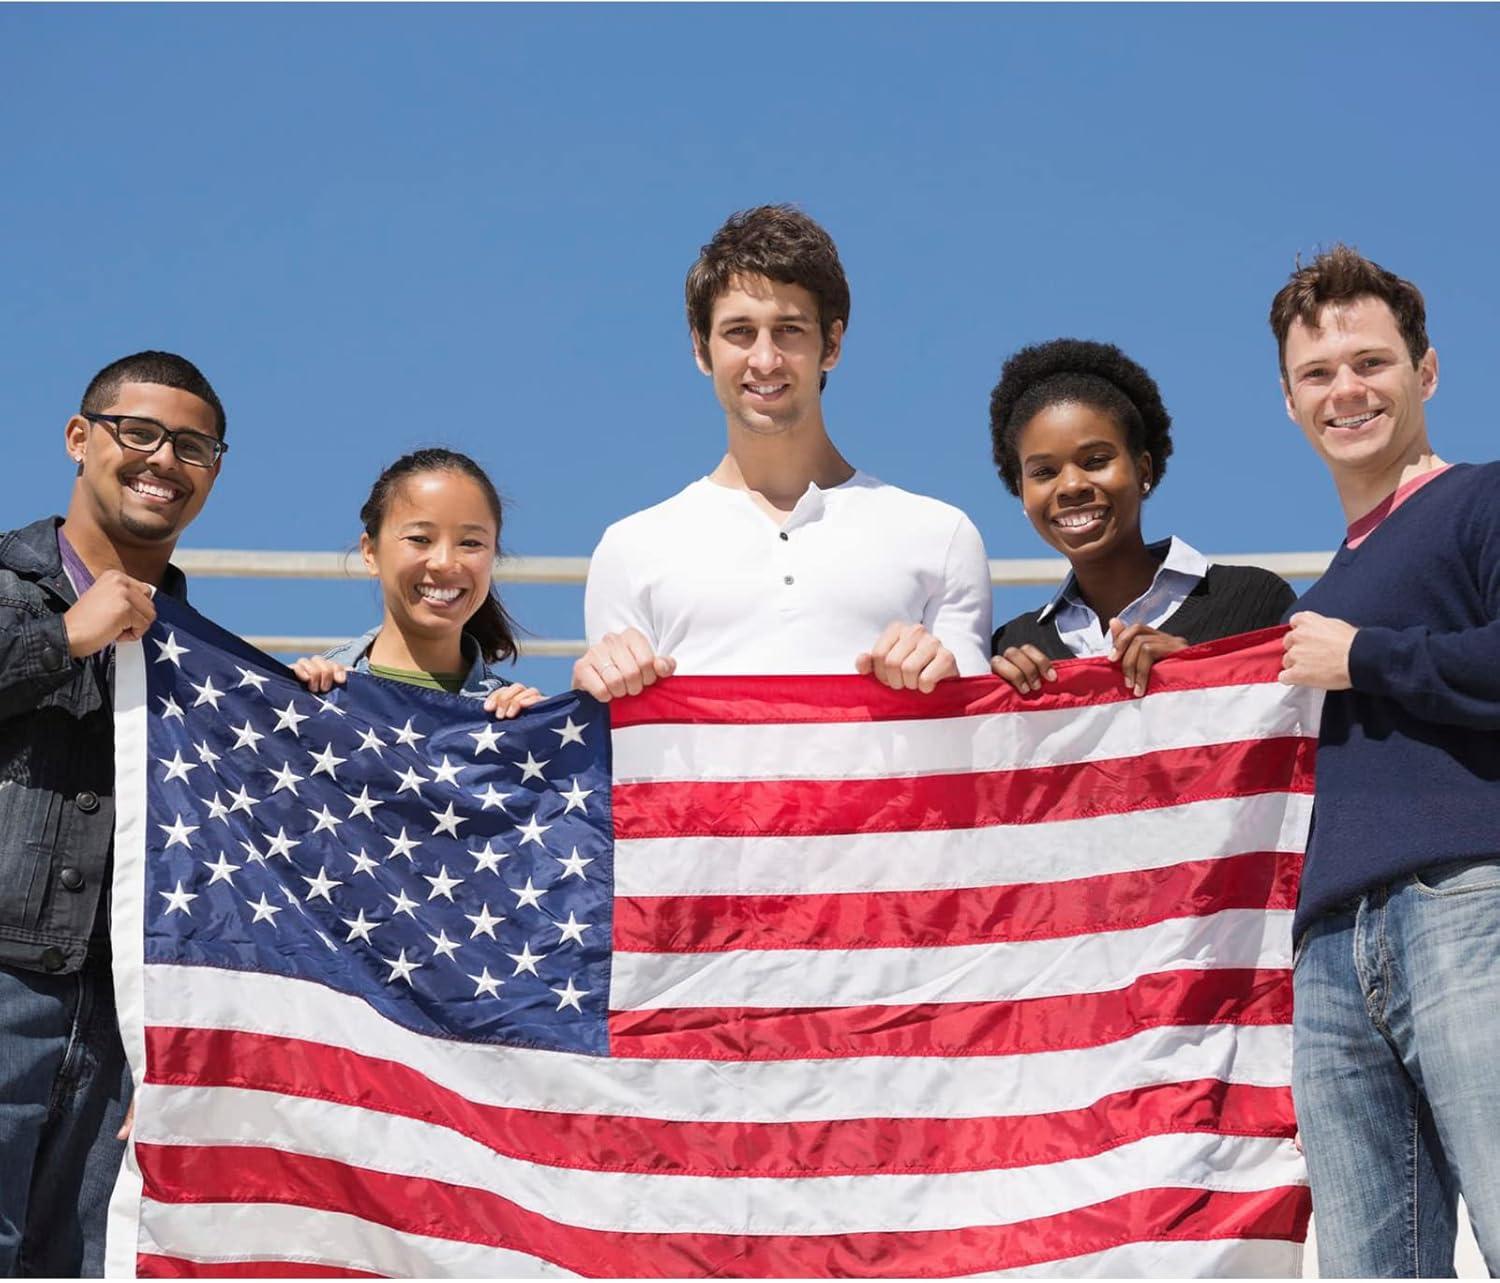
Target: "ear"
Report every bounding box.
[1418,347,1439,402]
[359,531,379,576]
[692,333,713,377]
[64,414,89,464]
[1281,378,1298,425]
[1137,452,1154,494]
[820,318,845,372]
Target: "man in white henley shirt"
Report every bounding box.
[573,205,992,697]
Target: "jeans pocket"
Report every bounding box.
[1411,855,1500,897]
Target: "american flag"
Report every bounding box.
[107,597,1316,1277]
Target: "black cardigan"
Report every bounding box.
[992,562,1297,662]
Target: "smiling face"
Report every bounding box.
[360,469,498,657]
[65,381,221,550]
[1016,401,1152,564]
[693,274,842,436]
[1281,295,1438,480]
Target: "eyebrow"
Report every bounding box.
[1021,438,1117,464]
[716,311,812,327]
[1291,344,1399,377]
[397,520,493,533]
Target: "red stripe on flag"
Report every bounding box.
[138,1254,382,1278]
[610,628,1291,728]
[608,967,1291,1060]
[615,850,1303,953]
[138,1143,1309,1278]
[144,1026,1293,1177]
[613,737,1315,839]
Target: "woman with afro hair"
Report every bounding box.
[988,338,1294,696]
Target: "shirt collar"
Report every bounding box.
[1036,536,1208,623]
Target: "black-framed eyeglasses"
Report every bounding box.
[84,414,227,468]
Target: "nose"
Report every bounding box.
[747,328,782,374]
[1329,362,1365,400]
[1056,463,1093,498]
[427,540,458,571]
[143,437,183,470]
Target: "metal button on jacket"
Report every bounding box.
[59,867,84,892]
[40,946,65,972]
[75,790,99,813]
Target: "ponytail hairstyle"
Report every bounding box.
[359,447,521,665]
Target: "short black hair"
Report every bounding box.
[988,338,1172,497]
[81,351,226,440]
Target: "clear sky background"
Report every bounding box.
[5,3,1498,690]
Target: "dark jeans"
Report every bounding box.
[0,956,130,1277]
[1293,857,1500,1277]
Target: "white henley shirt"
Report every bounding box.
[584,470,993,676]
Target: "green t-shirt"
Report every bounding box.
[367,662,467,695]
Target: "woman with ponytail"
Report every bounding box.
[293,448,542,717]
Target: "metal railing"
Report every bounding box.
[176,548,1334,658]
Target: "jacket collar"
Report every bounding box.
[0,516,188,604]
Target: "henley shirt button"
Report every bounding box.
[41,946,65,972]
[783,575,795,586]
[75,790,99,814]
[779,532,789,541]
[60,867,84,892]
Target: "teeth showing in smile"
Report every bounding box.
[127,477,181,501]
[417,586,462,603]
[1053,508,1106,529]
[1331,411,1380,428]
[746,383,786,395]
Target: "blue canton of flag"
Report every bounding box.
[139,597,613,1056]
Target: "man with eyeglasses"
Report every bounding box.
[0,350,227,1275]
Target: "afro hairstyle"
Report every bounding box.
[988,338,1173,497]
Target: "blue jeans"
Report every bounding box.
[1293,857,1500,1277]
[0,956,130,1277]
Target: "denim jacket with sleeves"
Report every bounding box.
[321,626,511,700]
[0,516,188,974]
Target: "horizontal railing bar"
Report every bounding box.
[178,549,1335,586]
[247,637,590,658]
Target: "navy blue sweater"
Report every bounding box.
[1293,462,1500,937]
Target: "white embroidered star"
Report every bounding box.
[387,888,419,918]
[201,852,240,886]
[342,909,380,943]
[227,783,260,815]
[511,876,547,910]
[157,694,185,722]
[203,791,231,823]
[518,752,551,783]
[307,742,347,780]
[465,903,504,939]
[158,750,197,784]
[559,778,593,814]
[154,631,189,667]
[390,718,425,749]
[262,827,301,861]
[158,814,198,849]
[507,941,544,975]
[272,700,309,736]
[355,726,386,754]
[347,847,380,877]
[384,827,421,862]
[424,865,464,901]
[468,723,504,755]
[159,880,197,916]
[473,784,511,812]
[247,892,283,925]
[307,804,343,836]
[469,841,510,874]
[315,695,347,717]
[229,720,264,753]
[553,717,587,747]
[430,755,463,787]
[239,836,265,865]
[302,866,344,902]
[193,739,221,771]
[383,948,421,986]
[344,785,384,821]
[189,675,224,710]
[468,967,504,998]
[393,765,428,797]
[551,976,589,1012]
[555,847,593,881]
[428,802,465,838]
[268,761,304,795]
[426,929,462,961]
[516,814,550,848]
[235,665,270,694]
[555,911,591,946]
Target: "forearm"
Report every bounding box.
[1349,620,1500,728]
[0,612,78,721]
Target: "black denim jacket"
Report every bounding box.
[0,516,186,974]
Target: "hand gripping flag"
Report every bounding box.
[107,598,1318,1277]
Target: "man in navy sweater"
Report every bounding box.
[1273,246,1500,1277]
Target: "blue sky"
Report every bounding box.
[5,4,1498,689]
